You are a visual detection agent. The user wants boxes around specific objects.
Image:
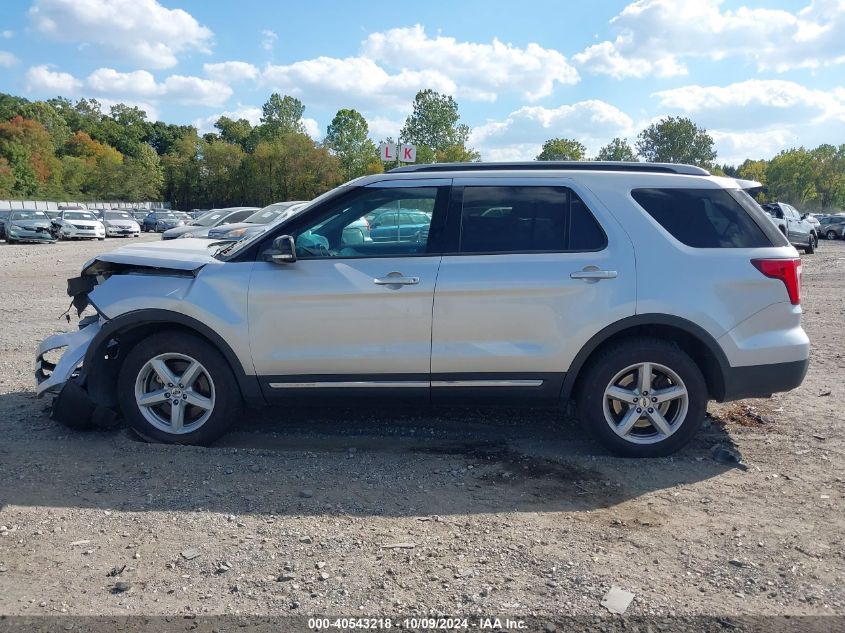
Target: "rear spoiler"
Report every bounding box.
[734,178,763,196]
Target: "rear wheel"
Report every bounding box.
[117,332,242,445]
[827,230,837,240]
[576,338,707,457]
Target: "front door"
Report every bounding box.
[430,178,636,402]
[248,180,450,399]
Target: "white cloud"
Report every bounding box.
[652,79,845,129]
[1,30,13,39]
[261,29,278,52]
[575,0,845,78]
[469,100,635,160]
[203,61,259,82]
[361,25,579,101]
[0,51,18,67]
[25,64,82,93]
[160,75,232,107]
[302,117,321,140]
[26,65,232,107]
[262,56,455,112]
[28,0,213,69]
[95,97,159,122]
[86,68,159,96]
[710,129,800,165]
[366,116,405,142]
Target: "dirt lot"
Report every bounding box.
[0,235,843,626]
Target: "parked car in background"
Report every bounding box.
[0,209,58,244]
[131,210,149,223]
[761,202,816,253]
[206,201,308,242]
[819,215,845,240]
[189,209,210,220]
[367,208,433,243]
[142,211,184,233]
[162,207,259,240]
[101,210,141,238]
[52,209,105,240]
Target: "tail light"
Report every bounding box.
[751,258,801,305]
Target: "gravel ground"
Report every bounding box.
[0,235,843,625]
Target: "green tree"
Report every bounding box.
[214,116,253,150]
[325,108,380,180]
[400,89,478,164]
[0,156,15,196]
[202,140,245,207]
[147,120,194,155]
[596,137,636,161]
[810,144,845,210]
[0,116,62,196]
[766,148,819,206]
[635,116,717,166]
[162,130,203,210]
[260,93,305,137]
[536,137,586,161]
[120,143,163,200]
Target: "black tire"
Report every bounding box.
[804,235,814,254]
[6,238,15,245]
[827,230,837,240]
[576,337,707,457]
[117,331,242,445]
[98,237,105,241]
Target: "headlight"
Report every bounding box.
[9,224,23,232]
[178,232,195,239]
[224,228,248,238]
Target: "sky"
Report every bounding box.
[1,0,844,164]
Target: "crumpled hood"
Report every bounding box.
[9,219,52,230]
[83,236,223,272]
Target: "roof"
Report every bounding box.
[389,161,710,176]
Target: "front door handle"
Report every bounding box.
[374,272,420,286]
[570,268,618,280]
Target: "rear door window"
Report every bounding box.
[631,188,775,248]
[458,186,606,254]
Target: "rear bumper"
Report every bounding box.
[720,358,809,401]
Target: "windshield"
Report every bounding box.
[105,211,133,220]
[244,203,294,225]
[11,210,49,221]
[214,189,341,260]
[64,211,97,221]
[193,211,226,226]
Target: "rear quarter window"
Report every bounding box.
[631,188,776,248]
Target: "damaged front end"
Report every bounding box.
[35,246,210,429]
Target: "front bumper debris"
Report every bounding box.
[35,319,102,397]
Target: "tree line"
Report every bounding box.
[1,90,843,212]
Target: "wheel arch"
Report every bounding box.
[82,309,264,409]
[561,314,730,402]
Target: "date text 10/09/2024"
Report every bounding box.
[307,617,528,630]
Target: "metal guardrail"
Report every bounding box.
[0,200,170,211]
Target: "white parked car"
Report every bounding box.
[101,210,141,238]
[52,209,105,240]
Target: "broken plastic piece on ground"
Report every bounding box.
[711,444,749,471]
[601,586,635,615]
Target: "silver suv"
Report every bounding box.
[35,162,809,457]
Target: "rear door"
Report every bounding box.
[430,178,636,402]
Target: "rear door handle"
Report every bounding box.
[570,269,618,280]
[374,272,420,286]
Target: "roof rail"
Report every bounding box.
[389,161,710,176]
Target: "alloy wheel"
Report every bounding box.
[602,362,689,445]
[134,352,215,434]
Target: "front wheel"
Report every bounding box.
[576,338,707,457]
[117,332,242,445]
[827,230,837,240]
[804,235,815,254]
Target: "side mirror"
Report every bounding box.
[269,235,297,264]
